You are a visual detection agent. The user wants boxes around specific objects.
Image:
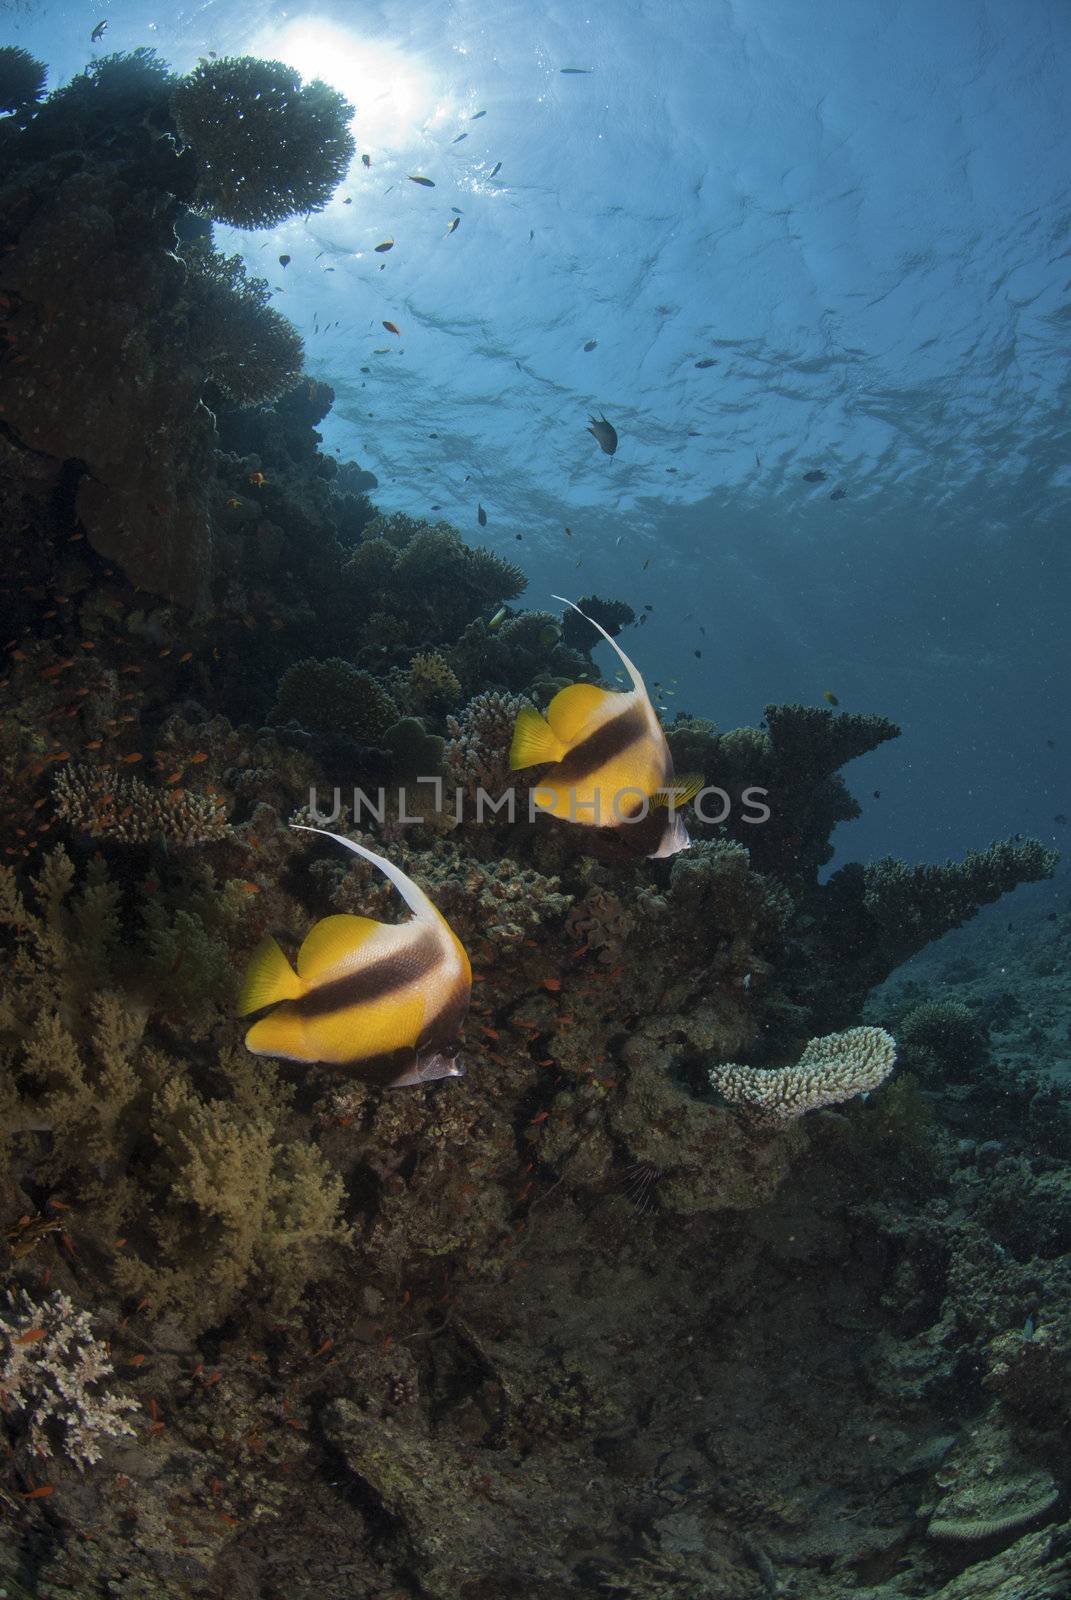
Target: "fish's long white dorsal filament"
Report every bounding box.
[291,825,435,922]
[552,595,646,695]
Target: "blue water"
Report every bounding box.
[8,0,1068,872]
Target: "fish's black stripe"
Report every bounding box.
[553,702,649,785]
[295,924,439,1018]
[417,974,471,1051]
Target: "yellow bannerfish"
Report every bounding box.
[237,827,471,1087]
[509,596,701,858]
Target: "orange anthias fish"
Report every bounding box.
[510,597,702,859]
[237,828,471,1087]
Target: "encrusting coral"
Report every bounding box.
[53,762,231,847]
[709,1026,897,1119]
[170,56,356,228]
[0,1288,138,1470]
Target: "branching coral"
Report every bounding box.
[54,763,231,847]
[0,1288,138,1469]
[709,1026,897,1119]
[444,690,531,800]
[272,658,398,745]
[0,45,47,113]
[171,56,355,228]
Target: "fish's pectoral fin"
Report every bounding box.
[296,913,383,982]
[510,706,566,769]
[244,1004,318,1062]
[651,772,705,808]
[237,935,302,1017]
[545,681,612,743]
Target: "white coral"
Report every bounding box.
[709,1026,896,1120]
[0,1288,138,1469]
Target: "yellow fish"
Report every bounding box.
[237,827,471,1087]
[509,597,701,858]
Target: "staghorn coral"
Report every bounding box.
[171,57,355,228]
[406,651,462,713]
[0,1288,138,1470]
[0,46,47,113]
[443,690,531,801]
[271,657,398,745]
[709,1026,897,1119]
[54,762,231,847]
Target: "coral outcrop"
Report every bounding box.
[709,1025,897,1119]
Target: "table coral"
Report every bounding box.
[170,56,355,229]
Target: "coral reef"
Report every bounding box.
[0,46,47,113]
[170,57,355,228]
[709,1025,897,1119]
[444,689,532,801]
[271,657,398,746]
[0,1288,138,1470]
[53,762,231,846]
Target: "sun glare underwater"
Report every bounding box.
[0,0,1069,1595]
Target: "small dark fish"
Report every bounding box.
[694,649,702,658]
[489,161,502,178]
[278,254,291,267]
[361,154,371,168]
[452,132,468,144]
[560,67,592,74]
[829,487,847,501]
[477,504,487,527]
[1055,814,1068,825]
[694,358,717,369]
[408,175,435,187]
[1046,738,1056,748]
[873,790,880,800]
[343,198,352,204]
[529,229,535,242]
[639,614,647,625]
[642,557,650,570]
[515,533,523,540]
[584,339,598,352]
[471,110,486,120]
[91,20,107,41]
[587,414,618,456]
[451,207,463,214]
[445,217,460,236]
[431,504,441,511]
[564,526,572,537]
[374,239,394,254]
[823,690,839,706]
[803,469,828,483]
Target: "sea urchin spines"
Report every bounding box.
[171,56,356,229]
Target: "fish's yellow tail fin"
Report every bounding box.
[652,772,705,808]
[237,935,302,1017]
[244,1004,318,1063]
[510,707,566,770]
